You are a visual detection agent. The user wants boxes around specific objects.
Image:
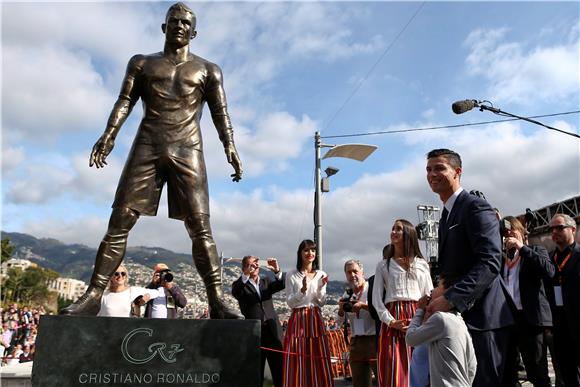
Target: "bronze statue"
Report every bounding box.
[61,2,243,319]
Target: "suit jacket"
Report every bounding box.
[232,273,286,341]
[546,243,580,339]
[502,245,555,326]
[438,190,514,331]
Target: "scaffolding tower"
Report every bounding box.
[416,204,441,266]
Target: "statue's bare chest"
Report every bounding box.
[141,57,206,98]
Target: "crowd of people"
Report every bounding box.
[1,304,46,365]
[2,147,579,387]
[228,148,579,387]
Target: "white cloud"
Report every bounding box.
[464,27,580,105]
[1,145,25,173]
[3,45,113,138]
[6,164,74,204]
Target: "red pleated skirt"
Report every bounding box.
[282,306,334,387]
[377,300,417,387]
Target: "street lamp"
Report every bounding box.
[314,131,378,269]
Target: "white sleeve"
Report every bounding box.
[406,311,446,347]
[314,271,327,306]
[131,286,161,300]
[372,261,395,325]
[286,271,306,308]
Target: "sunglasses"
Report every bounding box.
[114,272,127,277]
[549,225,571,232]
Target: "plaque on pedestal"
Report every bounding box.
[32,316,260,386]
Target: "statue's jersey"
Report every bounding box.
[120,52,233,148]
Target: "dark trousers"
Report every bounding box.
[552,308,580,387]
[349,335,377,387]
[260,325,283,387]
[471,327,511,387]
[503,311,551,387]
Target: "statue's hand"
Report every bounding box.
[225,143,243,182]
[89,133,115,169]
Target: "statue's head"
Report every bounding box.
[162,2,197,44]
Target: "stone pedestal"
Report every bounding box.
[32,316,260,386]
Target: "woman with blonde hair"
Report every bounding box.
[372,219,433,387]
[97,264,160,317]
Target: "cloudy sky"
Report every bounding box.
[2,1,579,280]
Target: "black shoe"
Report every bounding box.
[209,301,244,320]
[59,287,103,315]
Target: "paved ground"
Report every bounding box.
[332,354,557,386]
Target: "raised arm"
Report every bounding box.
[89,55,143,168]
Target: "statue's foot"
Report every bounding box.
[209,301,244,320]
[59,287,103,316]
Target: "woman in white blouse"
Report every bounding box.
[97,264,160,317]
[372,219,433,387]
[282,239,334,387]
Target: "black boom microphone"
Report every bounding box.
[451,99,478,114]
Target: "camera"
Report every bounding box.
[500,218,512,237]
[158,269,173,283]
[341,288,355,313]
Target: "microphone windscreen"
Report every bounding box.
[452,100,476,114]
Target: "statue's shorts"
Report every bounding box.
[112,141,209,220]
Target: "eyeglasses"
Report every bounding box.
[114,272,127,277]
[549,225,572,232]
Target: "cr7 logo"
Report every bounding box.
[121,328,184,365]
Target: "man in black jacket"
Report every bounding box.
[546,214,580,387]
[232,256,285,387]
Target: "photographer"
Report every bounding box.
[144,263,187,319]
[501,216,555,387]
[337,260,377,387]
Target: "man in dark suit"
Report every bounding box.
[547,213,580,387]
[425,148,514,387]
[232,256,285,387]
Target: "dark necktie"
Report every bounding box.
[439,208,449,230]
[439,207,449,237]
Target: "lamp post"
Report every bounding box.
[314,131,378,269]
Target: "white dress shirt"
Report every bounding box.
[372,257,433,325]
[503,250,523,310]
[241,271,283,298]
[286,269,327,308]
[444,187,464,215]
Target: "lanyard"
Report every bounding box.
[556,252,572,272]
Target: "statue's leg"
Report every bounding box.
[184,213,243,320]
[60,207,139,315]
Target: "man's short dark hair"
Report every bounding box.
[241,255,256,269]
[166,2,196,27]
[427,148,462,169]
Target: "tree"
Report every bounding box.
[2,266,60,306]
[1,238,15,264]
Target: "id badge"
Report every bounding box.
[167,295,176,309]
[553,286,563,306]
